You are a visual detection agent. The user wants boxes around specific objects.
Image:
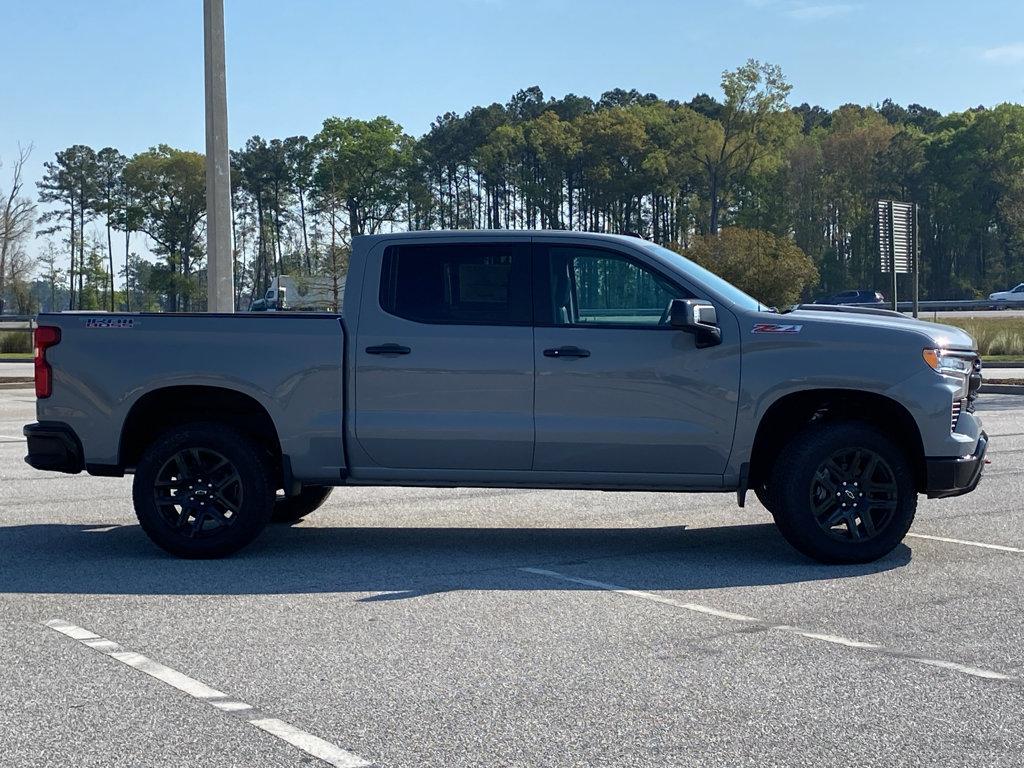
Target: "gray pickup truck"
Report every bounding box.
[24,231,986,563]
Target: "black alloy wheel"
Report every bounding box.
[809,447,898,542]
[154,447,244,538]
[767,421,916,564]
[133,422,275,558]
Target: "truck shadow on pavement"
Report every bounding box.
[0,520,910,596]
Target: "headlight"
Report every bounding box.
[922,349,972,376]
[923,349,973,399]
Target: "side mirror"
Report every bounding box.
[668,299,722,348]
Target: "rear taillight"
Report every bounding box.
[34,326,61,398]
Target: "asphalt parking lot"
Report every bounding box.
[1,387,1022,767]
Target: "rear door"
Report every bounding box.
[353,239,535,470]
[532,242,741,477]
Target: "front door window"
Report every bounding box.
[545,246,686,327]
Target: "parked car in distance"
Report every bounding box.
[249,275,344,312]
[988,283,1024,305]
[812,289,886,306]
[24,231,986,565]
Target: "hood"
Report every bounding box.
[779,306,976,351]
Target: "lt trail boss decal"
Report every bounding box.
[85,317,135,329]
[752,323,802,334]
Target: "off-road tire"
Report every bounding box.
[768,421,917,564]
[754,482,776,515]
[132,422,275,558]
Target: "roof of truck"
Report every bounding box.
[353,230,649,247]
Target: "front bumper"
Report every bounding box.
[925,431,988,499]
[24,422,84,474]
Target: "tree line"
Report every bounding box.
[4,59,1024,314]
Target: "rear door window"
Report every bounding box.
[379,243,531,325]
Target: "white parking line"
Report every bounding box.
[45,619,370,768]
[906,532,1024,553]
[519,567,1017,683]
[251,718,370,767]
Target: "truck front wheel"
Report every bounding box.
[767,421,917,564]
[754,479,777,516]
[132,423,275,558]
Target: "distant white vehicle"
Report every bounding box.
[250,275,345,312]
[988,283,1024,304]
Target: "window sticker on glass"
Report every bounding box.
[458,263,510,304]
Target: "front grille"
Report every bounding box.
[951,398,963,431]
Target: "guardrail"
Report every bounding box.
[846,299,1017,312]
[0,317,35,357]
[0,316,37,328]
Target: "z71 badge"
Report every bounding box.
[85,317,135,329]
[752,323,802,334]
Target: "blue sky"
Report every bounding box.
[4,0,1024,257]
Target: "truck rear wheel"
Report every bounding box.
[272,486,333,523]
[767,421,916,564]
[132,422,275,558]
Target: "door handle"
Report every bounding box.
[365,343,411,355]
[543,346,591,359]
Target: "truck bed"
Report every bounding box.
[35,312,348,483]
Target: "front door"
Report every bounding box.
[354,240,534,470]
[533,243,741,477]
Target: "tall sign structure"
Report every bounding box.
[877,200,920,317]
[204,0,234,312]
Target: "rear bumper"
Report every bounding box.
[925,431,987,499]
[23,422,84,474]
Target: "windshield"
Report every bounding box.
[640,242,766,312]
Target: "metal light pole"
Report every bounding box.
[204,0,234,312]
